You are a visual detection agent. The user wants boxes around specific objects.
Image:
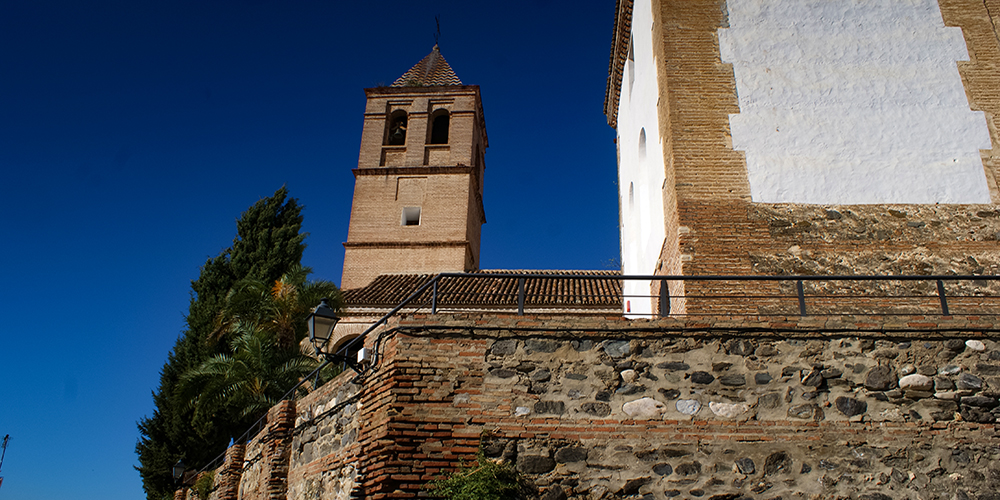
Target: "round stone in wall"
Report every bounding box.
[623,397,666,419]
[899,374,934,391]
[653,463,673,476]
[939,365,962,376]
[735,457,755,475]
[967,340,986,351]
[709,402,750,418]
[945,339,966,351]
[690,371,715,384]
[490,339,517,356]
[865,366,896,391]
[676,399,701,415]
[835,396,867,417]
[957,373,983,390]
[604,340,630,358]
[581,402,611,417]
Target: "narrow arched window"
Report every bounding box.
[638,128,646,160]
[386,111,407,145]
[627,33,635,94]
[429,110,449,144]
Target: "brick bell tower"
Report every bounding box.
[341,46,488,290]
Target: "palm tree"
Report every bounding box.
[214,265,342,350]
[180,321,320,435]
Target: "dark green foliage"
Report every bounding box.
[430,452,524,500]
[183,264,340,432]
[229,186,306,285]
[135,187,310,500]
[193,471,215,500]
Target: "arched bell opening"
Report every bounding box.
[428,109,450,144]
[385,110,408,145]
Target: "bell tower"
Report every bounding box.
[341,46,488,290]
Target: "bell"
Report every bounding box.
[391,127,405,142]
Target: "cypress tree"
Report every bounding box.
[135,187,307,500]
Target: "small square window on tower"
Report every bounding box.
[401,206,421,226]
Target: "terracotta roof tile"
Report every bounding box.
[343,270,623,311]
[391,45,463,87]
[604,0,634,128]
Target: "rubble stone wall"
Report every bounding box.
[286,373,363,500]
[370,315,1000,500]
[208,314,1000,500]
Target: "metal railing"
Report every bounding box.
[352,272,1000,317]
[328,272,1000,371]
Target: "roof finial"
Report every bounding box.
[434,15,441,47]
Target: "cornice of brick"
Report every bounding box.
[352,166,474,177]
[604,0,634,129]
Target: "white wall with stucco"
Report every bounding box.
[617,0,666,317]
[719,0,991,204]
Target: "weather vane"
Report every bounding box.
[434,15,441,46]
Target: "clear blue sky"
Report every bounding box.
[0,1,618,498]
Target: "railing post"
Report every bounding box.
[431,280,438,314]
[517,278,525,316]
[937,279,950,316]
[659,279,670,317]
[796,280,806,316]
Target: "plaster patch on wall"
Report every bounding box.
[719,0,992,204]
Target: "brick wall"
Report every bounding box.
[941,0,1000,202]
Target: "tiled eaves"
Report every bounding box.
[342,270,624,310]
[604,0,634,129]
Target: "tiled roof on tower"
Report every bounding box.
[391,45,463,87]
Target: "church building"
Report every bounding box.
[608,0,1000,316]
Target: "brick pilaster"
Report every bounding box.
[216,443,244,500]
[264,400,295,500]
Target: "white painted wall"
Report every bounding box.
[617,0,666,317]
[719,0,992,204]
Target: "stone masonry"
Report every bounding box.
[201,313,1000,500]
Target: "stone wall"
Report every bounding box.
[478,334,1000,499]
[362,315,1000,499]
[287,375,363,500]
[196,313,1000,499]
